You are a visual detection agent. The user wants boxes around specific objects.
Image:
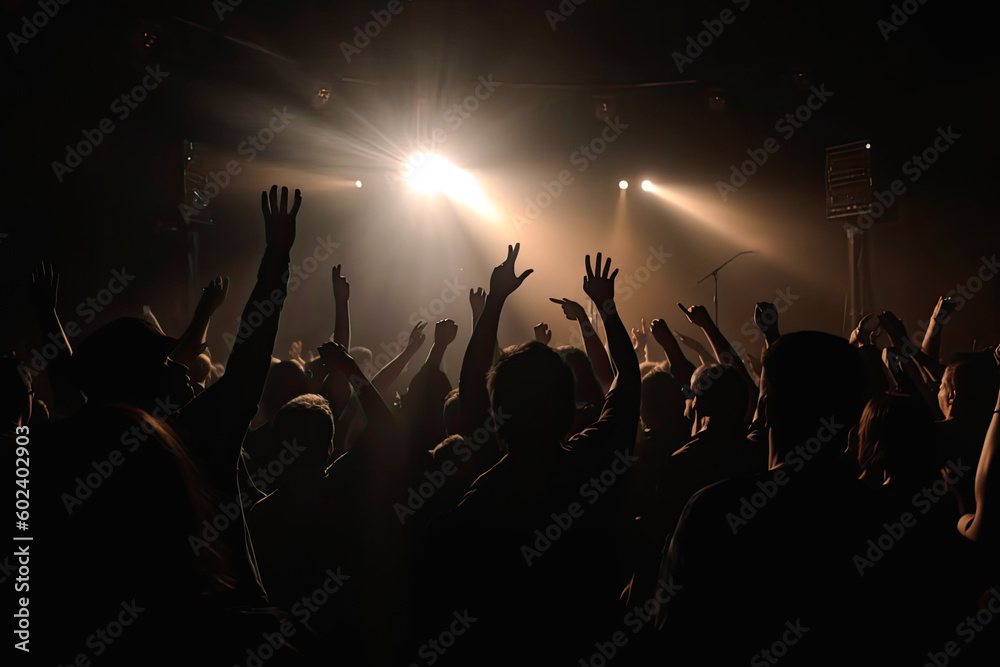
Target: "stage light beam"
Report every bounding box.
[403,152,498,219]
[641,180,654,192]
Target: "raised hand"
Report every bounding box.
[583,252,619,311]
[469,287,487,320]
[932,295,958,324]
[753,301,778,334]
[677,302,713,329]
[317,341,358,377]
[650,318,672,344]
[289,340,305,364]
[198,276,230,315]
[406,321,428,353]
[849,314,877,347]
[534,322,552,345]
[489,243,533,300]
[29,261,59,312]
[877,310,908,348]
[550,297,589,322]
[631,318,648,351]
[434,319,459,346]
[261,185,301,253]
[331,264,350,302]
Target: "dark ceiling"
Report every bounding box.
[3,0,997,360]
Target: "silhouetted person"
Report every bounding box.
[417,249,640,667]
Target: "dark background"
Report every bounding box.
[2,0,996,382]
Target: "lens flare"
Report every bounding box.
[404,153,497,219]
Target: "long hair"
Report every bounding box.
[113,403,237,594]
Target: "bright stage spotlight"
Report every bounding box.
[355,180,363,188]
[403,152,498,219]
[641,180,653,192]
[619,180,629,190]
[405,153,453,193]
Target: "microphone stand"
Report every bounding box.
[695,251,754,325]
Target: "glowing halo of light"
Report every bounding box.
[403,152,498,219]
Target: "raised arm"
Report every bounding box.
[459,244,532,436]
[319,342,397,447]
[174,186,300,492]
[331,264,350,347]
[631,318,649,364]
[534,322,552,346]
[319,264,354,411]
[470,286,500,364]
[958,344,1000,545]
[550,297,614,392]
[370,320,427,395]
[753,301,781,348]
[921,297,955,369]
[650,318,695,387]
[423,319,458,372]
[28,262,84,415]
[678,302,758,422]
[678,303,753,377]
[879,310,943,383]
[221,186,299,403]
[171,276,230,368]
[849,313,877,348]
[583,252,640,397]
[674,331,713,367]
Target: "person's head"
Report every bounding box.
[257,361,311,425]
[853,392,937,490]
[553,345,604,407]
[0,356,32,429]
[689,364,750,427]
[70,318,194,409]
[762,332,867,463]
[488,341,575,452]
[640,369,686,432]
[938,352,999,424]
[639,361,659,377]
[430,434,480,494]
[349,347,375,378]
[399,367,453,451]
[270,393,335,483]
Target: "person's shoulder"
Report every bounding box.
[685,471,769,511]
[459,458,509,501]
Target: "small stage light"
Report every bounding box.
[641,180,653,192]
[619,180,629,190]
[594,96,618,121]
[355,180,363,188]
